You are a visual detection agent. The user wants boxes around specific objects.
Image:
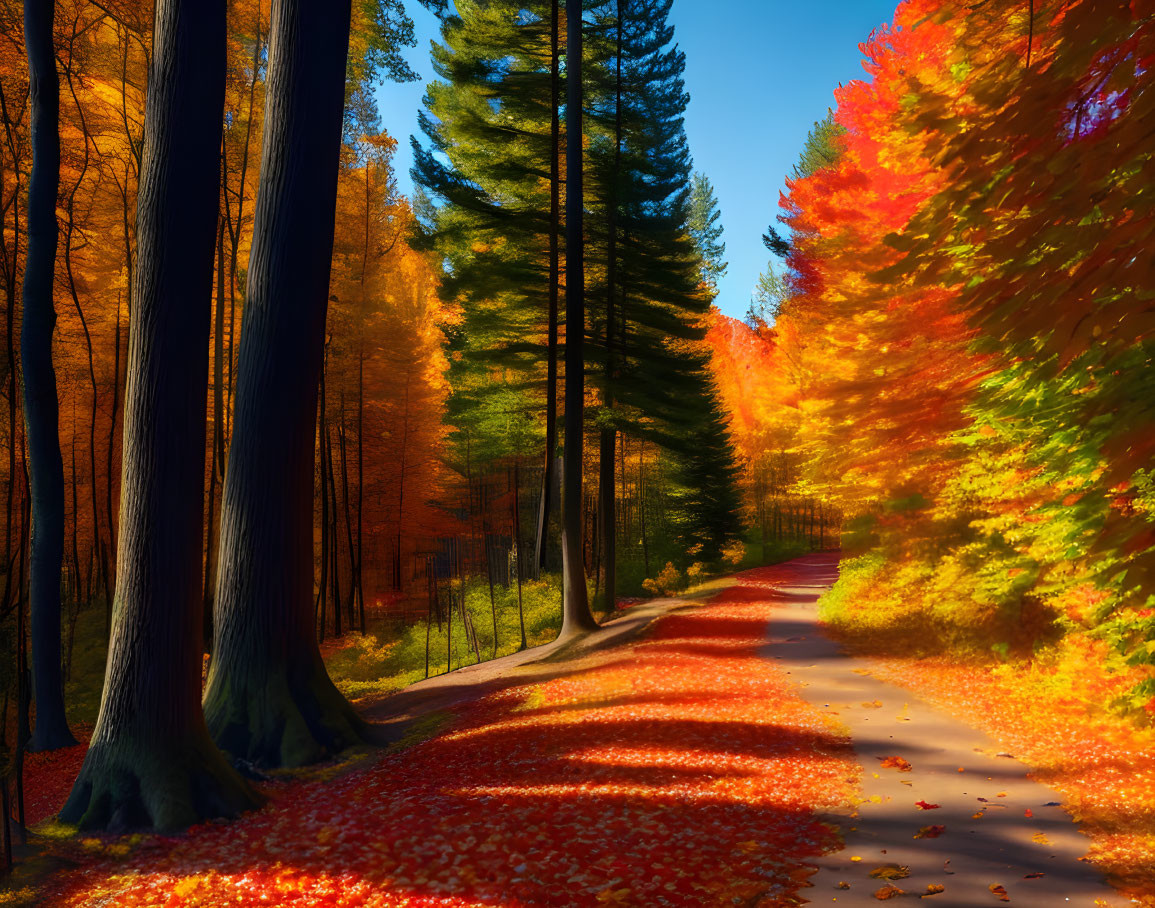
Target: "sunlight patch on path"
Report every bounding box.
[761,553,1125,907]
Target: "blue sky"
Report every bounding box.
[375,0,900,320]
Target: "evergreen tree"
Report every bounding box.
[747,262,788,326]
[413,0,562,558]
[687,171,727,293]
[587,0,741,566]
[791,109,845,180]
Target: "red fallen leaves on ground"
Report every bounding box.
[35,560,856,907]
[879,756,913,772]
[23,725,91,825]
[915,800,940,810]
[914,825,945,839]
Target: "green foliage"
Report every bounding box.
[326,575,565,699]
[687,171,727,293]
[747,262,788,325]
[791,110,845,180]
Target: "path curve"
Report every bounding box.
[764,553,1123,907]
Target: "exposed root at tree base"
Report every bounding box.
[58,734,262,833]
[205,660,369,770]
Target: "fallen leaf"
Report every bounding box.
[989,883,1010,901]
[973,811,985,819]
[863,700,884,709]
[1032,832,1052,845]
[869,864,911,880]
[915,825,946,839]
[874,885,904,900]
[1024,808,1033,818]
[923,884,946,896]
[836,881,851,890]
[916,800,940,810]
[1023,873,1044,880]
[879,756,913,772]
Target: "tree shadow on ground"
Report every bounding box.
[43,556,853,907]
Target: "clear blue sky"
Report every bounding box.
[375,0,899,320]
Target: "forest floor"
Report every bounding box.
[8,555,1146,907]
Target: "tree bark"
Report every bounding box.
[204,0,365,769]
[598,0,623,618]
[22,0,77,753]
[61,0,259,832]
[560,0,597,637]
[513,458,527,650]
[204,221,227,655]
[534,0,562,574]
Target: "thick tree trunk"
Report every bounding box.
[22,0,76,753]
[61,0,259,832]
[560,0,597,638]
[535,0,562,574]
[204,0,365,769]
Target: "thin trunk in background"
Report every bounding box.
[598,0,623,616]
[535,0,562,574]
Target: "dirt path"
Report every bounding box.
[29,555,1131,907]
[765,554,1122,907]
[359,589,719,739]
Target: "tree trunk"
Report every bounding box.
[204,221,227,655]
[204,0,365,769]
[325,420,341,638]
[22,0,76,754]
[103,293,122,628]
[560,0,597,638]
[316,394,329,643]
[534,0,562,574]
[598,0,623,618]
[1,85,21,625]
[61,0,259,831]
[62,61,103,630]
[337,401,356,634]
[513,458,526,650]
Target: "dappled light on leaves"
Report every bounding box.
[38,562,856,906]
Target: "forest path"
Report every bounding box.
[766,554,1122,907]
